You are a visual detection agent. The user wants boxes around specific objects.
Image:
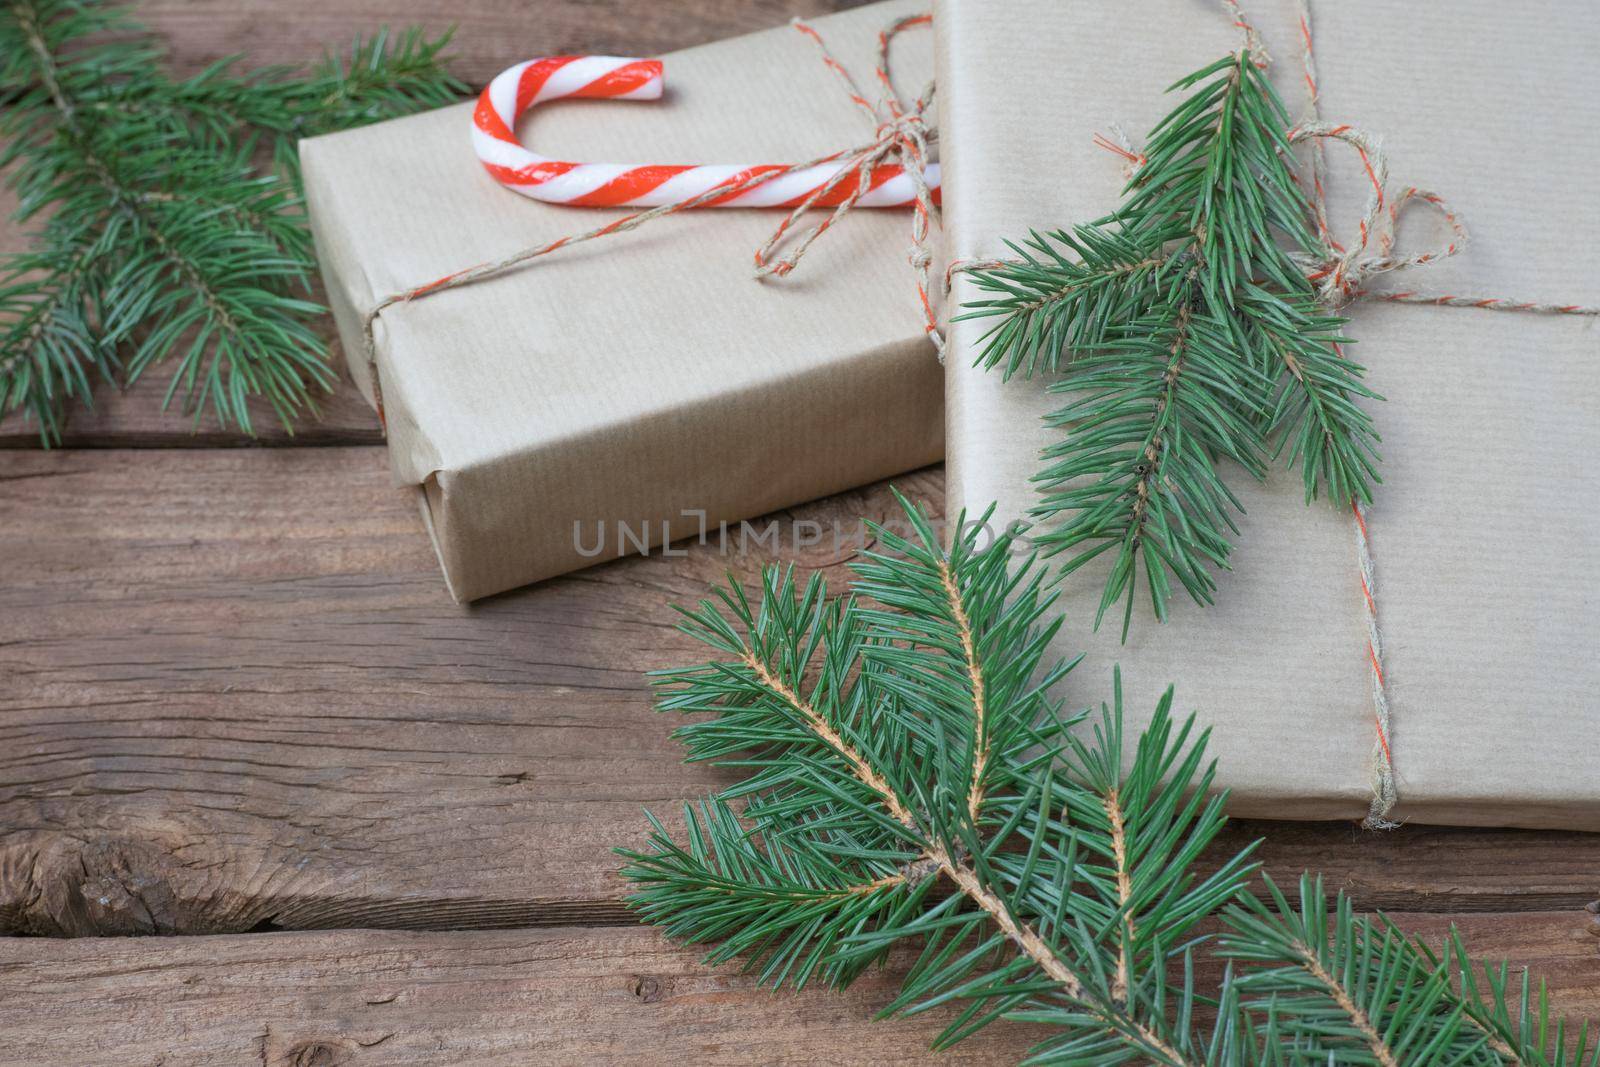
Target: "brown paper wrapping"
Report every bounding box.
[302,1,942,601]
[935,0,1600,829]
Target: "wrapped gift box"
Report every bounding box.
[303,1,942,601]
[935,0,1599,829]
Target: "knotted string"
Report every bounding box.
[359,13,943,424]
[756,15,943,363]
[946,0,1597,830]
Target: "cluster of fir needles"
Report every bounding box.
[620,492,1596,1066]
[0,0,464,443]
[960,52,1382,637]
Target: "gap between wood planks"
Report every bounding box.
[0,915,1594,1067]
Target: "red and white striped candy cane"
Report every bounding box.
[471,55,941,208]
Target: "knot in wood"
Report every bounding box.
[1,830,183,936]
[283,1039,355,1067]
[631,974,665,1003]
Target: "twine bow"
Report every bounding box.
[1289,124,1467,309]
[755,16,944,362]
[360,13,944,425]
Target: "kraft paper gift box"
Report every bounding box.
[301,1,942,602]
[935,0,1600,829]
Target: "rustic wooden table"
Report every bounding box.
[1,2,1596,1064]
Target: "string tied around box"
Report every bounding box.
[359,12,946,426]
[951,0,1597,831]
[1236,0,1594,829]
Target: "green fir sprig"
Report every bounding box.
[621,494,1594,1065]
[960,52,1382,635]
[0,0,464,443]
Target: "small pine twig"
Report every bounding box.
[962,50,1383,631]
[0,0,464,443]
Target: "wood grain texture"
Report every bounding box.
[2,451,1596,936]
[0,448,942,934]
[139,0,876,84]
[0,925,1045,1066]
[0,914,1593,1067]
[0,371,381,449]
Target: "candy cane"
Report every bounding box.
[471,55,941,208]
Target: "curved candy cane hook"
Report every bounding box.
[471,55,940,209]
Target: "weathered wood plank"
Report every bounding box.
[0,914,1593,1066]
[140,0,875,84]
[0,448,940,934]
[0,925,1045,1066]
[1213,821,1600,914]
[0,451,1593,934]
[2,450,1596,935]
[0,371,382,449]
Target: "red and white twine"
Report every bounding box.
[362,14,946,425]
[1350,499,1396,825]
[1271,0,1595,827]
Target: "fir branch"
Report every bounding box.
[71,30,466,186]
[1118,53,1318,302]
[270,28,469,186]
[621,494,1592,1065]
[300,28,465,134]
[0,242,111,440]
[1410,923,1599,1067]
[623,494,1255,1064]
[0,0,462,442]
[962,49,1386,628]
[1246,286,1381,506]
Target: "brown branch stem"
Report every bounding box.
[12,0,73,118]
[1128,293,1196,538]
[1012,255,1166,313]
[935,559,990,825]
[1296,941,1400,1067]
[1106,788,1137,1002]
